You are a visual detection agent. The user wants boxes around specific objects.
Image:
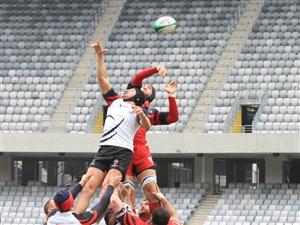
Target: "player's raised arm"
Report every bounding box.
[91,41,111,95]
[128,65,167,89]
[152,192,182,224]
[154,81,179,125]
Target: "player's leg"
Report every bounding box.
[121,162,136,210]
[134,145,161,215]
[137,168,161,215]
[74,167,106,213]
[101,168,122,193]
[121,175,136,210]
[100,148,133,198]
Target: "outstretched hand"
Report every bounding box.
[157,65,167,77]
[165,81,177,95]
[90,41,108,56]
[118,184,131,201]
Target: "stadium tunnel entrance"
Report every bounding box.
[214,158,265,194]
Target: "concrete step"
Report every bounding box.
[47,0,126,132]
[186,195,220,225]
[185,0,263,132]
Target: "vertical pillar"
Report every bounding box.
[265,156,285,183]
[203,156,214,194]
[47,161,58,186]
[194,155,203,184]
[0,154,12,181]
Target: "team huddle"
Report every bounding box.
[43,41,181,225]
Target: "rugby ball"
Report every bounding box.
[153,16,176,35]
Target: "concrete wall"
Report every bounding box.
[265,156,287,183]
[1,132,300,154]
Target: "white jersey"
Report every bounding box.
[100,98,140,151]
[47,211,80,225]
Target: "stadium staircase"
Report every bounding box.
[185,0,264,132]
[187,195,220,225]
[47,0,125,132]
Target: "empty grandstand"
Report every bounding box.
[0,181,206,224]
[1,0,106,132]
[205,0,300,133]
[205,183,300,224]
[66,0,249,133]
[0,0,300,224]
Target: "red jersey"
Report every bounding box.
[127,67,179,147]
[133,101,178,146]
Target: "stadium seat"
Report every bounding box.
[0,181,205,224]
[66,0,249,133]
[0,0,105,132]
[205,0,300,133]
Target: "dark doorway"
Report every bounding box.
[241,105,259,133]
[287,159,300,183]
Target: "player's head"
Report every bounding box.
[53,188,74,212]
[44,199,57,215]
[138,199,150,217]
[123,88,145,106]
[152,207,170,225]
[142,84,156,103]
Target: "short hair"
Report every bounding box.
[44,199,52,215]
[152,207,170,225]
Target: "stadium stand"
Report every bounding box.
[205,0,300,133]
[0,0,105,133]
[0,181,206,225]
[66,0,249,133]
[204,183,300,225]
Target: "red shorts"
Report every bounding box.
[126,145,155,177]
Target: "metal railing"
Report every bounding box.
[224,93,242,132]
[252,91,269,128]
[224,124,300,134]
[86,95,103,132]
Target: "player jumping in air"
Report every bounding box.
[123,66,179,221]
[74,41,151,214]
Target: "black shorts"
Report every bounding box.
[90,145,133,180]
